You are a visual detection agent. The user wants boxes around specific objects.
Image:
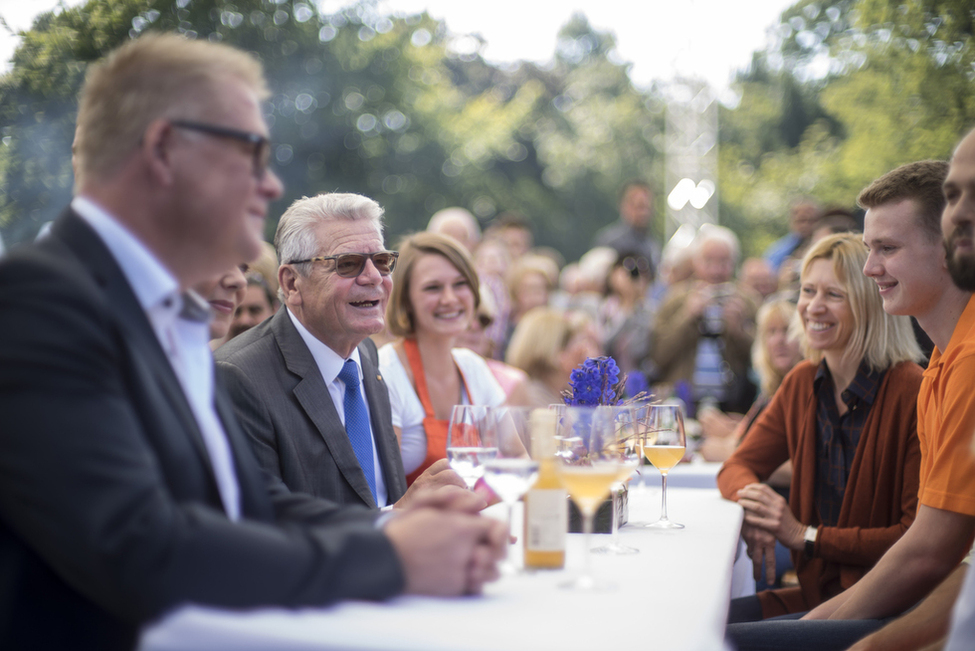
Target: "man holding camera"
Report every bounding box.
[650,225,759,415]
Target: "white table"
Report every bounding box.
[635,468,756,598]
[140,488,742,651]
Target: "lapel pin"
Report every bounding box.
[377,374,383,381]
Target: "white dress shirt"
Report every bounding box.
[71,196,242,520]
[286,308,389,507]
[378,344,506,475]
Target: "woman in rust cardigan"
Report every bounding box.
[718,233,925,621]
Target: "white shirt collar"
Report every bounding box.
[286,307,362,381]
[71,195,178,313]
[70,197,238,519]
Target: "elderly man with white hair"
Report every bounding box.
[427,206,481,252]
[650,224,759,416]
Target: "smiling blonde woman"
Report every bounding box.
[718,232,925,622]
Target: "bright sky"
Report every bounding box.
[372,0,798,90]
[1,0,797,89]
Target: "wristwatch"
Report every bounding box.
[803,525,818,559]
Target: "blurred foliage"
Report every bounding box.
[3,0,974,262]
[0,0,662,261]
[720,0,975,256]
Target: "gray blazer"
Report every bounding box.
[216,309,408,508]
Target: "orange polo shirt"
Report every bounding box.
[917,294,975,516]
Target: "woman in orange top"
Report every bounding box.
[378,232,506,484]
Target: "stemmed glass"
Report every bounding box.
[591,416,641,555]
[481,406,539,574]
[446,405,496,489]
[642,403,686,529]
[555,405,633,590]
[624,400,653,527]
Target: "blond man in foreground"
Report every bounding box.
[0,33,504,651]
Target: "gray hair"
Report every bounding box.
[274,193,385,301]
[691,223,741,266]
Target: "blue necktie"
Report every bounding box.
[338,359,377,502]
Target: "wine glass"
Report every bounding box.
[591,415,641,555]
[555,405,634,590]
[642,403,686,529]
[446,405,496,489]
[481,406,539,574]
[623,400,653,527]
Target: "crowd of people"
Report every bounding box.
[1,32,975,651]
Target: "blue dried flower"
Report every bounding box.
[625,371,649,400]
[564,356,623,406]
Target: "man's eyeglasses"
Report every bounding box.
[288,251,399,278]
[170,120,271,180]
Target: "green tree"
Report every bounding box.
[717,0,975,258]
[0,0,145,242]
[0,1,666,266]
[517,13,665,260]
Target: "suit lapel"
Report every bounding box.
[214,385,274,521]
[49,211,223,498]
[359,340,407,503]
[272,312,377,507]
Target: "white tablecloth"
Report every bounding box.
[140,488,743,651]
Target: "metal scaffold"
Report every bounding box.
[664,77,718,241]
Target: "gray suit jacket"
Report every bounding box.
[216,309,408,508]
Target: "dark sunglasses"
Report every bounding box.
[170,119,271,180]
[288,251,399,278]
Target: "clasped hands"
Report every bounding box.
[386,459,508,597]
[736,483,806,582]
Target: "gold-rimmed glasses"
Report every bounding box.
[287,251,399,278]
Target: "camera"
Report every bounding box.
[699,283,733,336]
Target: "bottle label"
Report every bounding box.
[525,489,568,552]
